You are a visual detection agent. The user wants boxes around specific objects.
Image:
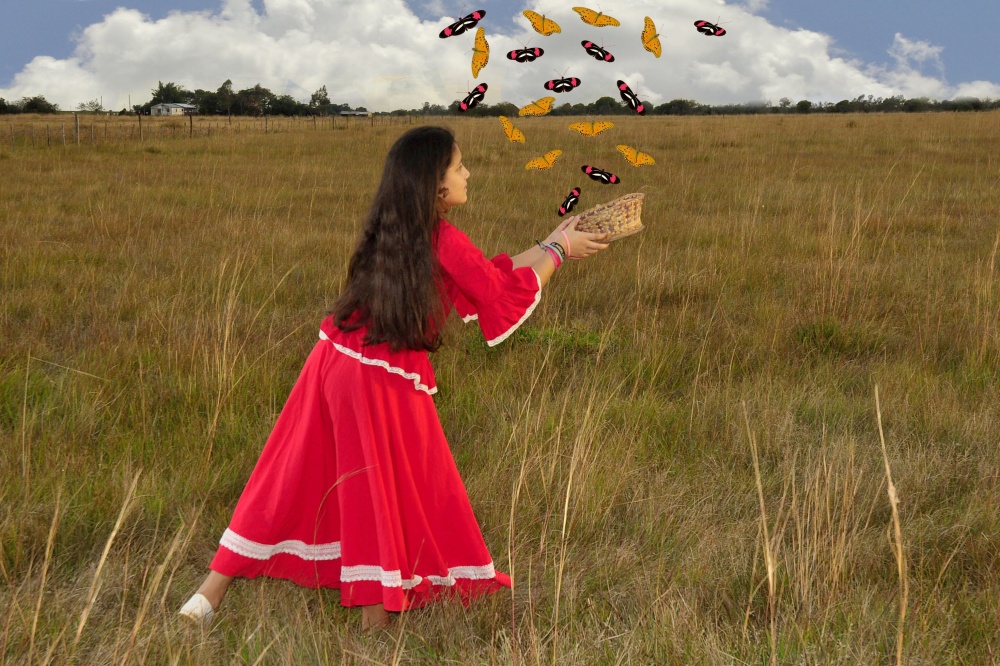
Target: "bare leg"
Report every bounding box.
[195,570,233,611]
[361,603,390,631]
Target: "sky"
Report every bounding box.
[0,0,997,112]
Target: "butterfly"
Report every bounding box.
[568,121,614,136]
[526,150,562,170]
[507,47,544,62]
[558,187,581,216]
[581,40,615,63]
[518,96,555,116]
[581,165,620,184]
[617,80,647,115]
[572,6,620,27]
[617,144,655,167]
[459,83,487,112]
[498,115,525,143]
[545,76,581,93]
[439,10,485,38]
[471,27,490,78]
[694,20,726,36]
[641,16,662,58]
[523,10,561,36]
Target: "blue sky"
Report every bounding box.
[1,0,997,111]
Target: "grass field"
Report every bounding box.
[2,110,999,664]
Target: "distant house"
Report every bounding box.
[151,103,198,116]
[339,110,371,117]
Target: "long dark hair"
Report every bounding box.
[330,126,455,352]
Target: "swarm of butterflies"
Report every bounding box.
[440,7,726,217]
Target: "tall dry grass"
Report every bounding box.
[2,111,999,663]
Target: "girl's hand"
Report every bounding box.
[545,216,609,259]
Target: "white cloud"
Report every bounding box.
[0,0,996,112]
[889,33,944,71]
[742,0,770,13]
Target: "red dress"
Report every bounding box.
[209,219,541,611]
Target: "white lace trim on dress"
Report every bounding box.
[220,528,342,561]
[221,530,498,587]
[486,270,542,347]
[341,563,497,588]
[319,330,437,395]
[462,314,478,323]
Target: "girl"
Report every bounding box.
[179,126,609,630]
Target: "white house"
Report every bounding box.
[151,103,198,116]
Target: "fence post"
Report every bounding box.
[46,125,50,147]
[189,114,193,138]
[74,113,80,145]
[137,111,143,142]
[31,125,35,147]
[90,124,95,145]
[265,115,268,134]
[62,124,66,146]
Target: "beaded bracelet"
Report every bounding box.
[545,246,562,268]
[535,240,564,268]
[537,239,565,262]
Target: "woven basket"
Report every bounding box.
[574,192,644,240]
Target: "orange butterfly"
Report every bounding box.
[523,10,561,36]
[525,149,562,170]
[518,96,555,117]
[617,144,655,167]
[642,16,662,58]
[471,27,489,78]
[499,115,526,143]
[568,121,614,136]
[572,6,620,27]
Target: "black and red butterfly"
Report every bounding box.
[507,47,544,62]
[439,10,486,38]
[558,187,581,216]
[616,80,647,115]
[581,40,615,63]
[694,20,726,36]
[582,165,620,184]
[545,76,581,93]
[459,83,488,111]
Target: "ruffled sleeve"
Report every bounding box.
[436,221,542,347]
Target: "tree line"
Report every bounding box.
[443,94,999,117]
[2,81,997,117]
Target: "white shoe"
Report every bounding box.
[178,593,215,627]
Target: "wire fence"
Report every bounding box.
[2,113,418,150]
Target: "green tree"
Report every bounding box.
[310,85,331,114]
[216,80,235,115]
[235,84,275,116]
[270,94,309,116]
[190,89,220,115]
[903,97,932,112]
[796,99,813,114]
[19,95,60,114]
[76,99,104,113]
[654,99,699,115]
[150,81,191,105]
[592,96,622,115]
